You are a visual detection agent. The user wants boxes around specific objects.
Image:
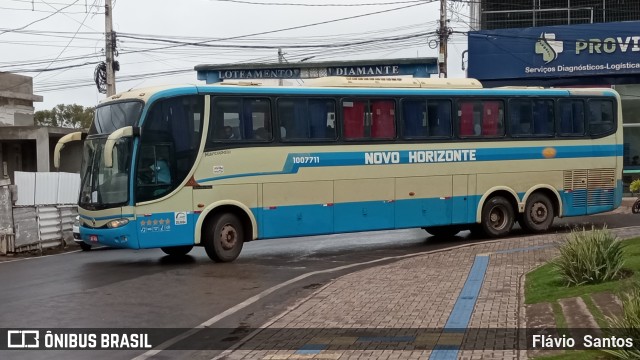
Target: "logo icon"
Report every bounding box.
[7,330,39,348]
[535,33,564,64]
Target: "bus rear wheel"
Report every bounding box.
[520,193,554,233]
[204,213,244,262]
[161,245,193,256]
[481,196,514,237]
[424,225,461,237]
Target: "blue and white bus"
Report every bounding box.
[55,77,623,262]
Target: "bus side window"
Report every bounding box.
[278,99,336,140]
[588,99,614,135]
[459,101,475,136]
[402,100,425,137]
[559,99,585,135]
[509,100,529,135]
[403,100,451,138]
[371,100,395,139]
[533,100,553,135]
[343,100,366,139]
[430,101,451,137]
[482,101,502,136]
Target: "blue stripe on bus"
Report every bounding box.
[254,189,618,239]
[198,144,622,183]
[80,182,621,248]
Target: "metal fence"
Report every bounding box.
[11,205,78,252]
[0,171,80,254]
[480,0,640,30]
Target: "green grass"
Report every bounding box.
[526,237,640,304]
[533,350,610,360]
[551,302,569,337]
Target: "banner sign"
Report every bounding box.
[468,21,640,80]
[196,59,438,83]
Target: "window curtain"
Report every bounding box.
[403,101,423,137]
[309,100,327,138]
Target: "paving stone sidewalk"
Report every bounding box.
[217,225,640,360]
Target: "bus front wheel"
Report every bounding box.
[520,193,554,233]
[161,245,193,257]
[481,196,514,237]
[204,213,244,262]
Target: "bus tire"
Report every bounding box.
[161,245,193,256]
[204,213,244,262]
[481,196,514,237]
[521,193,554,233]
[79,242,92,251]
[424,225,461,237]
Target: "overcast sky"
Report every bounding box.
[0,0,470,111]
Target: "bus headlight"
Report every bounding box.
[106,218,129,229]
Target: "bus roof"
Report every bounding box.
[96,78,619,106]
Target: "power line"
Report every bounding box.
[213,0,429,6]
[0,0,81,36]
[7,0,103,8]
[31,0,99,79]
[120,1,435,55]
[117,31,434,50]
[0,6,96,14]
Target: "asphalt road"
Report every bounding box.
[0,212,637,360]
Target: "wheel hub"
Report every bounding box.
[531,203,548,224]
[489,206,507,230]
[220,224,237,250]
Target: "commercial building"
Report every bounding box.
[467,1,640,190]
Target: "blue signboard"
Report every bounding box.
[468,21,640,81]
[195,59,438,83]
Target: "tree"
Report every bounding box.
[35,104,94,129]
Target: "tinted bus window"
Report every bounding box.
[342,99,395,140]
[509,99,554,136]
[402,99,452,138]
[457,100,505,137]
[278,99,336,140]
[588,99,615,135]
[137,95,204,202]
[209,98,272,143]
[558,99,585,136]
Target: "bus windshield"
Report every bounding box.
[90,101,143,135]
[79,137,132,210]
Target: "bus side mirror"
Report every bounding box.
[54,131,83,169]
[104,126,140,168]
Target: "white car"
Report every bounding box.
[73,216,91,251]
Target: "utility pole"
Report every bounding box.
[278,48,284,86]
[105,0,116,96]
[438,0,449,78]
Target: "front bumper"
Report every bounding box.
[79,221,138,249]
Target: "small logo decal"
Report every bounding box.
[175,212,187,225]
[542,147,557,158]
[535,33,563,64]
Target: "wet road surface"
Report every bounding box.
[0,212,636,359]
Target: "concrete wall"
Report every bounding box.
[0,127,83,183]
[0,73,36,95]
[0,186,13,234]
[0,73,42,127]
